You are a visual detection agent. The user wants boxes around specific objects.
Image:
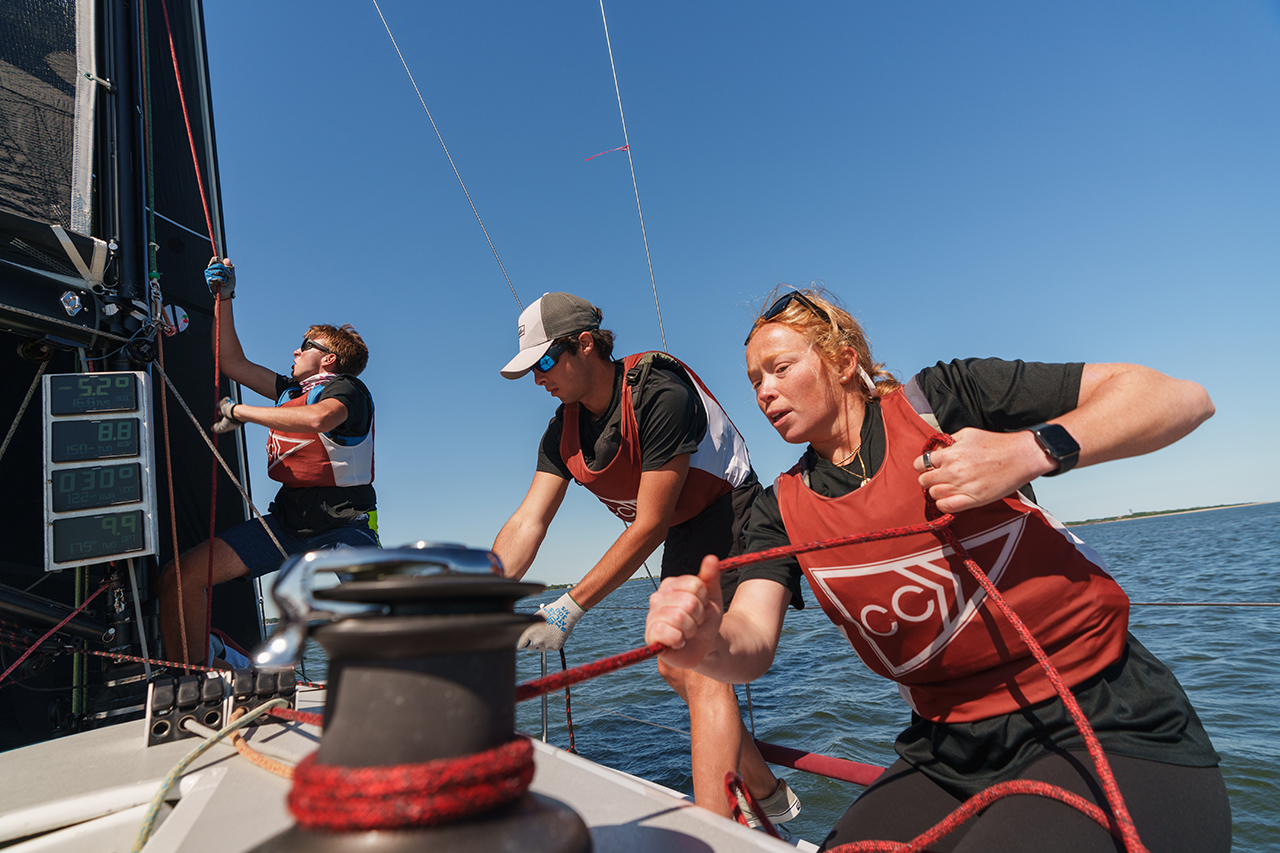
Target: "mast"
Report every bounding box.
[100,0,148,370]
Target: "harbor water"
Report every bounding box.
[304,501,1280,850]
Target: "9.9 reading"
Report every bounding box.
[52,511,146,562]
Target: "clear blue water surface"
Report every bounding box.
[305,502,1280,850]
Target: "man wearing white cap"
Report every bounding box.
[493,292,801,825]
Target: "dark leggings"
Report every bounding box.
[821,751,1231,853]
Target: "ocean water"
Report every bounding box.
[304,502,1280,850]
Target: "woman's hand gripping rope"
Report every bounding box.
[644,554,725,672]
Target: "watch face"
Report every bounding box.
[1035,423,1079,457]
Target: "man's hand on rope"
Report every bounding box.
[915,428,1055,514]
[211,396,243,434]
[205,257,236,300]
[645,554,724,671]
[517,592,586,652]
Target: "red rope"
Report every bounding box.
[156,0,217,258]
[269,707,324,727]
[157,0,222,669]
[0,581,111,688]
[511,520,956,703]
[830,779,1117,853]
[516,642,663,703]
[725,771,782,838]
[287,736,534,831]
[560,648,577,754]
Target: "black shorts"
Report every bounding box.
[660,481,761,607]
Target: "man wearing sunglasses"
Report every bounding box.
[493,292,801,826]
[159,258,378,668]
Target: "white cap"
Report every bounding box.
[499,292,602,379]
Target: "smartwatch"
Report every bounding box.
[1026,423,1079,477]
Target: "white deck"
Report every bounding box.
[0,684,812,852]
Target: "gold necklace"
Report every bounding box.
[833,443,861,466]
[833,443,869,484]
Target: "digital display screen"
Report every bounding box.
[50,463,142,512]
[48,374,138,415]
[50,419,139,462]
[52,510,147,563]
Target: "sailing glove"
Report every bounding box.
[205,257,236,299]
[211,397,242,434]
[517,592,587,652]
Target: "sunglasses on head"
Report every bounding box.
[744,292,830,345]
[300,339,333,354]
[534,340,570,373]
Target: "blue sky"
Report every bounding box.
[202,2,1279,587]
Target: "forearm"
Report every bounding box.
[920,363,1214,512]
[492,472,567,581]
[695,609,780,684]
[1058,363,1214,468]
[214,301,278,399]
[570,520,669,608]
[492,515,549,580]
[226,400,345,433]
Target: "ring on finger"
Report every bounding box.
[923,450,935,470]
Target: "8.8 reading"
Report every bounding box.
[50,418,140,462]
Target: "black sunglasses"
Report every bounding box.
[534,340,569,373]
[300,338,333,354]
[744,292,830,345]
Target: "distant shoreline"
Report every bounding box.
[1065,501,1270,527]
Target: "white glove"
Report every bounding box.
[517,592,587,652]
[211,397,242,434]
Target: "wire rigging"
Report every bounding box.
[597,0,666,352]
[370,0,522,310]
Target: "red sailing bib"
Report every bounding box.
[267,383,375,489]
[562,352,752,525]
[775,389,1128,722]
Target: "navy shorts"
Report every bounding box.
[217,513,381,579]
[661,482,761,607]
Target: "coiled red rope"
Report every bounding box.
[287,736,534,831]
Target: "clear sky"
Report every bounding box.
[201,1,1279,587]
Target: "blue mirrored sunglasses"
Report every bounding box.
[534,340,569,373]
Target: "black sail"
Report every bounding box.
[0,0,262,750]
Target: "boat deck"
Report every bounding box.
[0,684,812,852]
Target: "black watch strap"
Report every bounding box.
[1027,422,1079,477]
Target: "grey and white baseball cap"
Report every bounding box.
[499,292,603,379]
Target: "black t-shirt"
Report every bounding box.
[737,358,1219,786]
[740,358,1084,607]
[536,357,707,479]
[268,373,376,536]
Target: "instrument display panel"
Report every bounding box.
[43,372,157,570]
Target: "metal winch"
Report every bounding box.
[249,542,591,852]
